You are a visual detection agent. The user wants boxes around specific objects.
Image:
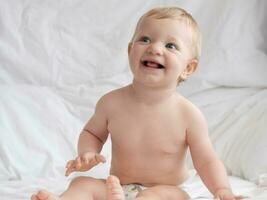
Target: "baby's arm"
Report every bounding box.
[65,96,109,176]
[185,105,236,199]
[78,96,109,155]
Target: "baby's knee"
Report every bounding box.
[69,176,102,189]
[70,176,89,184]
[67,176,106,199]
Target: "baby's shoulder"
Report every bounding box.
[96,85,129,109]
[177,96,209,140]
[177,95,205,121]
[100,86,128,101]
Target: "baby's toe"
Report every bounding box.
[107,176,125,200]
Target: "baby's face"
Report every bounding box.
[128,17,196,87]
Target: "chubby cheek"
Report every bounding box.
[128,59,140,80]
[128,49,141,70]
[165,63,186,81]
[167,69,180,81]
[128,54,137,73]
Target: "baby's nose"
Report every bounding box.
[146,42,163,55]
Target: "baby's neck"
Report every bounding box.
[129,81,177,106]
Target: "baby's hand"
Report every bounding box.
[215,188,245,200]
[65,152,106,176]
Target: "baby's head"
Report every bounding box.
[129,6,202,84]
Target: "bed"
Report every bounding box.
[0,0,267,199]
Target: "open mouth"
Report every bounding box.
[142,60,165,69]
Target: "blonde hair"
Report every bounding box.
[132,6,202,60]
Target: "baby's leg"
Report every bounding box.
[135,185,190,200]
[31,176,107,200]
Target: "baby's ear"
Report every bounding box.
[128,42,133,55]
[186,59,198,75]
[180,59,198,80]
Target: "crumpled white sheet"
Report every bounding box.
[0,0,266,88]
[185,88,267,184]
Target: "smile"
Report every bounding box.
[141,60,165,69]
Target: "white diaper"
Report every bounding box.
[122,171,200,200]
[122,184,146,200]
[122,182,194,200]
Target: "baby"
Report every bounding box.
[31,6,244,200]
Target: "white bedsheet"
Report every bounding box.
[0,0,267,199]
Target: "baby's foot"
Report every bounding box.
[106,175,125,200]
[31,190,60,200]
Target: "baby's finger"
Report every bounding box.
[65,160,75,169]
[81,155,90,166]
[65,166,75,176]
[95,154,106,163]
[80,154,89,166]
[65,162,76,176]
[75,156,82,169]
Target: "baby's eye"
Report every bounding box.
[139,36,151,44]
[165,43,178,50]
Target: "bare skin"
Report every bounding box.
[31,15,244,200]
[31,86,194,200]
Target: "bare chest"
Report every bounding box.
[107,106,187,155]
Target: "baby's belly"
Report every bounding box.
[110,153,189,186]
